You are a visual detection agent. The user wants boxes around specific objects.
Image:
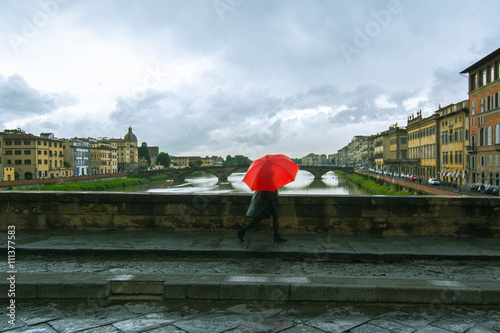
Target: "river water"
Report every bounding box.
[140,170,367,195]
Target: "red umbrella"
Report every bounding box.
[243,154,300,191]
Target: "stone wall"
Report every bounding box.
[0,192,499,237]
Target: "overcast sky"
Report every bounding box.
[1,0,499,159]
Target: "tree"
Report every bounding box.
[156,152,171,168]
[225,154,252,166]
[138,142,151,166]
[189,159,203,168]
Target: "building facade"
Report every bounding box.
[90,139,118,175]
[384,125,408,173]
[374,130,390,171]
[117,127,139,172]
[0,130,73,180]
[407,111,438,180]
[63,138,91,176]
[436,101,469,186]
[461,47,500,185]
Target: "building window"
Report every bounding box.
[24,150,31,155]
[24,160,31,165]
[488,125,493,145]
[481,98,484,112]
[488,65,494,83]
[5,151,12,155]
[496,124,500,144]
[15,160,22,165]
[15,150,22,155]
[471,73,477,90]
[480,156,486,167]
[471,117,475,126]
[15,141,21,145]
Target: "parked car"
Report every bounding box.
[428,178,440,186]
[409,175,415,181]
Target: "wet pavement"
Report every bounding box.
[2,230,500,332]
[2,299,500,332]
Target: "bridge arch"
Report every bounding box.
[299,166,354,180]
[139,166,248,183]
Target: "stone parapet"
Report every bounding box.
[0,192,499,237]
[1,272,499,304]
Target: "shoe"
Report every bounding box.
[274,233,287,242]
[237,229,245,242]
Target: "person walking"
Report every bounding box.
[237,190,287,242]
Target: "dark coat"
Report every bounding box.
[246,190,278,219]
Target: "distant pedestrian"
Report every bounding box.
[237,190,287,242]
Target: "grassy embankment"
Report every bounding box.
[26,175,170,191]
[338,171,423,195]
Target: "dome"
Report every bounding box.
[124,126,137,142]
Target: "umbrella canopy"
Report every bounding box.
[243,154,300,191]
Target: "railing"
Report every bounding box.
[466,145,477,153]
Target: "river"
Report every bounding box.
[136,170,367,195]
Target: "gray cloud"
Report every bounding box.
[0,74,76,118]
[1,0,499,158]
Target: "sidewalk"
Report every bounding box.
[3,230,500,305]
[13,230,500,261]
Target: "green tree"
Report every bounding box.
[189,159,203,168]
[156,152,171,168]
[138,142,151,166]
[225,154,252,166]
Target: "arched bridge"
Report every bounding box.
[139,165,354,183]
[139,166,246,183]
[299,166,354,180]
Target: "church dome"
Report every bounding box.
[124,126,137,142]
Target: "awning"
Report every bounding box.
[447,172,452,177]
[452,172,457,177]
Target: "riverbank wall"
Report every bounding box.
[0,173,128,189]
[1,192,498,237]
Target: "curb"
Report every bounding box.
[2,272,499,305]
[17,248,500,262]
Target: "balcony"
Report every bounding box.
[466,145,477,153]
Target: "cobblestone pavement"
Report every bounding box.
[15,255,500,281]
[2,299,500,333]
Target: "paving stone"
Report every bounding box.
[142,326,187,333]
[226,319,294,333]
[112,313,175,333]
[173,314,245,333]
[413,327,455,332]
[78,325,124,333]
[279,324,327,332]
[466,323,500,333]
[307,315,371,332]
[350,323,392,333]
[367,318,416,333]
[16,304,64,326]
[382,309,443,329]
[48,305,132,333]
[2,323,59,332]
[430,312,478,332]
